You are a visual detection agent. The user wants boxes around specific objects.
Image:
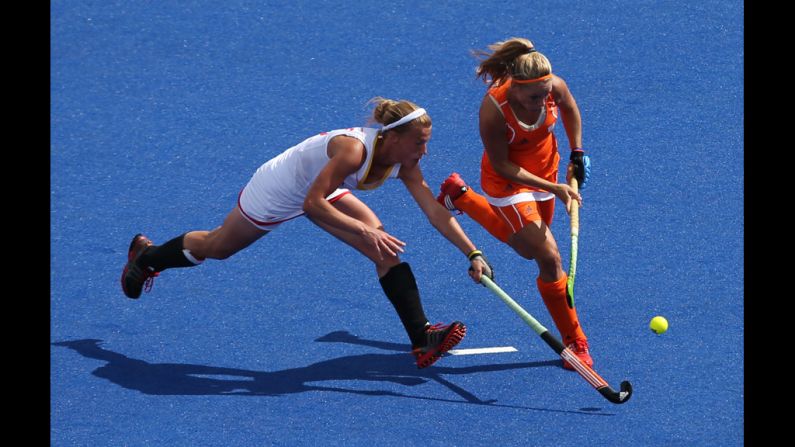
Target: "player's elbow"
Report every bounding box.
[302,196,320,215]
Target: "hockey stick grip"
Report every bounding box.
[566,176,580,308]
[568,176,579,231]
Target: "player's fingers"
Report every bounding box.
[366,234,385,259]
[387,234,406,247]
[472,265,482,282]
[384,234,406,253]
[468,265,482,283]
[573,191,582,206]
[379,239,398,258]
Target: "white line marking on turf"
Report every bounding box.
[447,346,518,355]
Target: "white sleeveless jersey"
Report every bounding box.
[238,127,402,227]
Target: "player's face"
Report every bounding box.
[392,124,431,168]
[511,81,552,111]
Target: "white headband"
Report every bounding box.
[381,108,427,132]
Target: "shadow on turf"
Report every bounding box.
[52,337,614,415]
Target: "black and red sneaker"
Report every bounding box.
[120,233,159,299]
[436,172,469,214]
[412,321,467,369]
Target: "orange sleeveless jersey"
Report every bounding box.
[480,79,560,198]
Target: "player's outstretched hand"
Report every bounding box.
[363,227,405,260]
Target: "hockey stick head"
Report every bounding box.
[599,380,633,404]
[559,345,633,405]
[480,276,633,405]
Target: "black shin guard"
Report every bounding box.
[379,262,430,347]
[138,233,202,272]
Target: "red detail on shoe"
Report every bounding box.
[143,270,159,293]
[562,338,593,371]
[436,173,468,214]
[127,234,152,260]
[412,322,467,369]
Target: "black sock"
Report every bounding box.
[379,262,430,347]
[138,233,202,272]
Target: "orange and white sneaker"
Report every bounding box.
[412,321,467,368]
[562,338,594,370]
[436,172,469,214]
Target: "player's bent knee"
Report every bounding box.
[374,256,401,272]
[536,252,562,272]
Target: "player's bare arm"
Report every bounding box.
[399,164,491,281]
[304,135,405,256]
[551,75,583,151]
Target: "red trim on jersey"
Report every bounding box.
[236,189,352,226]
[328,190,351,203]
[237,190,297,226]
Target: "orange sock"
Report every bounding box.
[537,274,586,345]
[454,190,511,243]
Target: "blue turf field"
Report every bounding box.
[51,1,744,445]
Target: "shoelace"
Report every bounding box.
[426,322,446,332]
[568,340,589,353]
[424,322,452,345]
[143,269,160,293]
